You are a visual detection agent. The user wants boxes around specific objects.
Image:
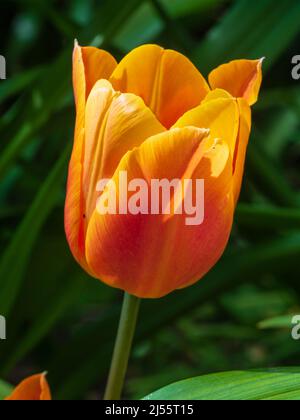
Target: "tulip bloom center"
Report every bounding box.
[96,171,205,226]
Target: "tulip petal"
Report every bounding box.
[202,88,233,102]
[209,59,263,105]
[65,130,89,272]
[82,80,165,221]
[173,97,240,160]
[6,374,51,401]
[65,45,117,271]
[86,127,234,298]
[73,42,117,114]
[65,79,165,271]
[110,44,210,128]
[175,92,253,205]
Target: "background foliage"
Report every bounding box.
[0,0,300,400]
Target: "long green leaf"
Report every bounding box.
[144,368,300,400]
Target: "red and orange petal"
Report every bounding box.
[110,44,210,128]
[209,59,263,106]
[85,127,234,298]
[5,374,51,401]
[65,44,118,272]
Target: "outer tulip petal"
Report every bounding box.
[6,374,51,401]
[232,98,252,203]
[173,97,240,159]
[209,59,263,106]
[110,44,210,128]
[85,127,234,298]
[83,80,165,222]
[65,44,117,271]
[73,42,117,114]
[65,130,89,272]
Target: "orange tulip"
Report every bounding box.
[65,42,262,299]
[5,373,51,401]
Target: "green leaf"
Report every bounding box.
[144,368,300,400]
[0,379,12,400]
[0,145,70,318]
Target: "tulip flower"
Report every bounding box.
[65,42,262,401]
[65,43,262,299]
[5,373,51,401]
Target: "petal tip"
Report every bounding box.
[259,57,266,66]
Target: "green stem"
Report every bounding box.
[104,293,141,400]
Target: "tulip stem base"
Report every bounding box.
[104,292,141,400]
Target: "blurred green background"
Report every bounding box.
[0,0,300,400]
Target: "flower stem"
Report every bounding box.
[104,293,141,400]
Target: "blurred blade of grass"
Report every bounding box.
[150,0,195,52]
[0,99,25,133]
[49,234,300,399]
[247,139,298,207]
[113,0,224,52]
[0,271,85,375]
[0,144,70,317]
[0,53,70,180]
[193,0,300,74]
[261,110,299,160]
[0,67,43,105]
[160,0,226,18]
[29,0,79,39]
[258,315,294,330]
[112,2,163,52]
[258,87,300,113]
[0,0,142,181]
[236,204,300,231]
